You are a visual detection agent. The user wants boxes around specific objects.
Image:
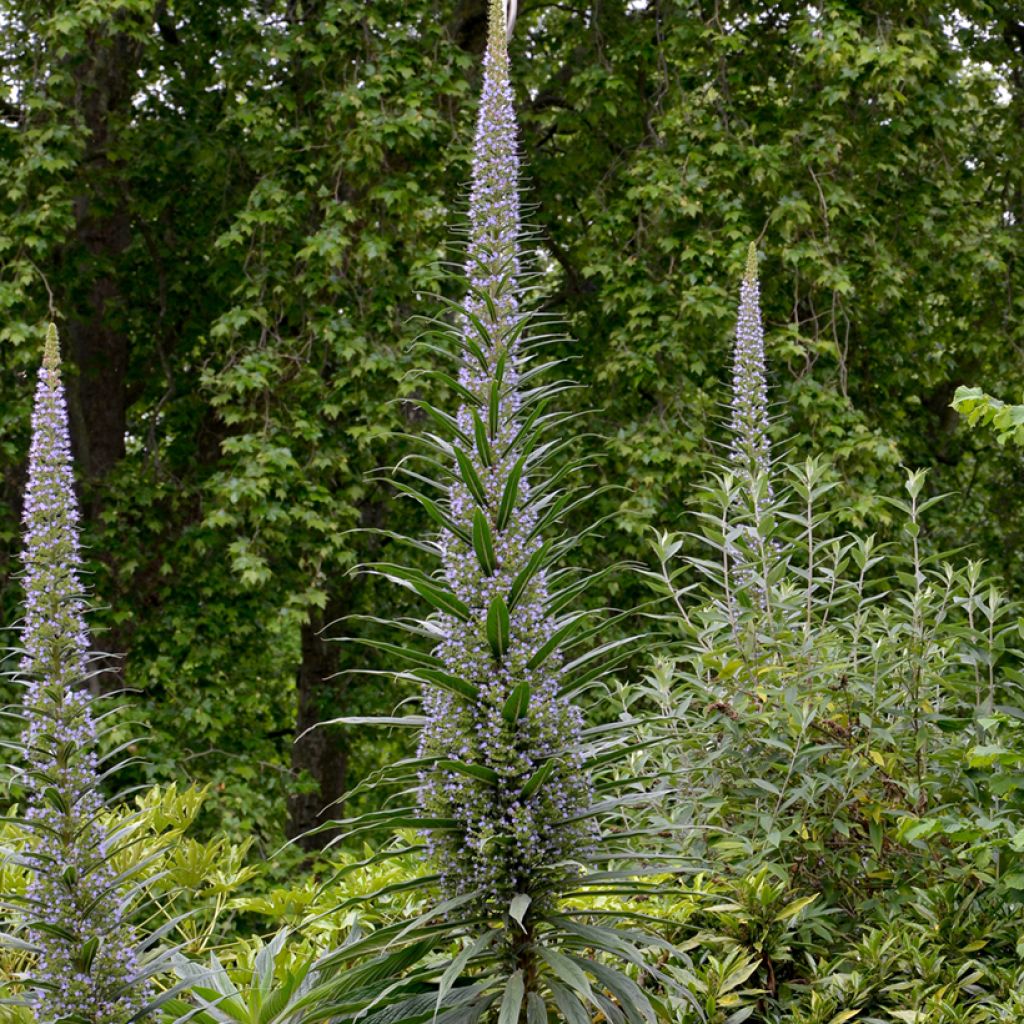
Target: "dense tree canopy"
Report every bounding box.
[1,0,1023,847]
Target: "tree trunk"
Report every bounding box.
[61,24,141,485]
[287,596,351,847]
[56,22,144,691]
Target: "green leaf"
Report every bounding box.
[455,447,488,507]
[509,542,548,609]
[525,992,547,1024]
[537,947,593,1003]
[509,893,531,931]
[547,981,591,1024]
[498,971,525,1024]
[489,379,501,437]
[410,668,479,702]
[520,760,556,801]
[411,580,472,622]
[43,786,68,814]
[393,482,472,546]
[436,931,497,1015]
[526,616,581,670]
[487,596,510,660]
[502,682,530,724]
[437,759,499,784]
[473,411,493,467]
[497,457,524,531]
[586,959,656,1024]
[473,510,497,576]
[429,370,483,408]
[346,639,442,670]
[76,936,99,974]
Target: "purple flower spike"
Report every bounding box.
[729,242,772,499]
[17,325,146,1024]
[414,0,594,911]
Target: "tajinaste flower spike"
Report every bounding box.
[730,242,772,505]
[15,325,146,1024]
[410,0,594,911]
[315,6,683,1018]
[724,243,776,610]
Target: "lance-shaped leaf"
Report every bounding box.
[497,455,524,531]
[509,542,549,610]
[438,760,500,785]
[426,369,484,408]
[497,971,525,1024]
[520,760,556,801]
[344,638,443,671]
[412,580,472,622]
[473,410,493,467]
[473,509,498,576]
[455,447,489,508]
[409,668,480,702]
[489,379,502,436]
[526,615,582,670]
[487,596,511,660]
[393,481,472,546]
[502,681,530,724]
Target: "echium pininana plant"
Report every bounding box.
[313,3,685,1020]
[410,0,596,909]
[9,325,148,1023]
[724,243,777,613]
[729,242,772,510]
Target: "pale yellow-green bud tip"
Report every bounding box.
[745,242,758,283]
[489,0,510,53]
[43,323,61,372]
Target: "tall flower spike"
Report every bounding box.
[320,6,679,1019]
[729,242,772,501]
[16,325,146,1024]
[412,0,593,910]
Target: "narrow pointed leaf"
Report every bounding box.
[410,668,479,702]
[502,682,530,724]
[486,597,510,660]
[412,581,471,622]
[472,510,497,576]
[472,411,492,467]
[455,447,488,507]
[489,380,501,436]
[497,971,525,1024]
[496,457,524,531]
[520,760,556,801]
[526,616,582,670]
[537,947,592,1003]
[437,759,499,784]
[509,542,549,609]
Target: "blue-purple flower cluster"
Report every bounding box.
[17,326,145,1023]
[416,0,593,909]
[730,243,772,500]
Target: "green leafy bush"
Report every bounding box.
[637,452,1024,1019]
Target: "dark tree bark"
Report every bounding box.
[287,596,351,848]
[53,21,145,691]
[451,0,489,53]
[61,25,142,487]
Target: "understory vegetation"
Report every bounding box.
[2,2,1023,1022]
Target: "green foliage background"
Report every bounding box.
[1,0,1023,847]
